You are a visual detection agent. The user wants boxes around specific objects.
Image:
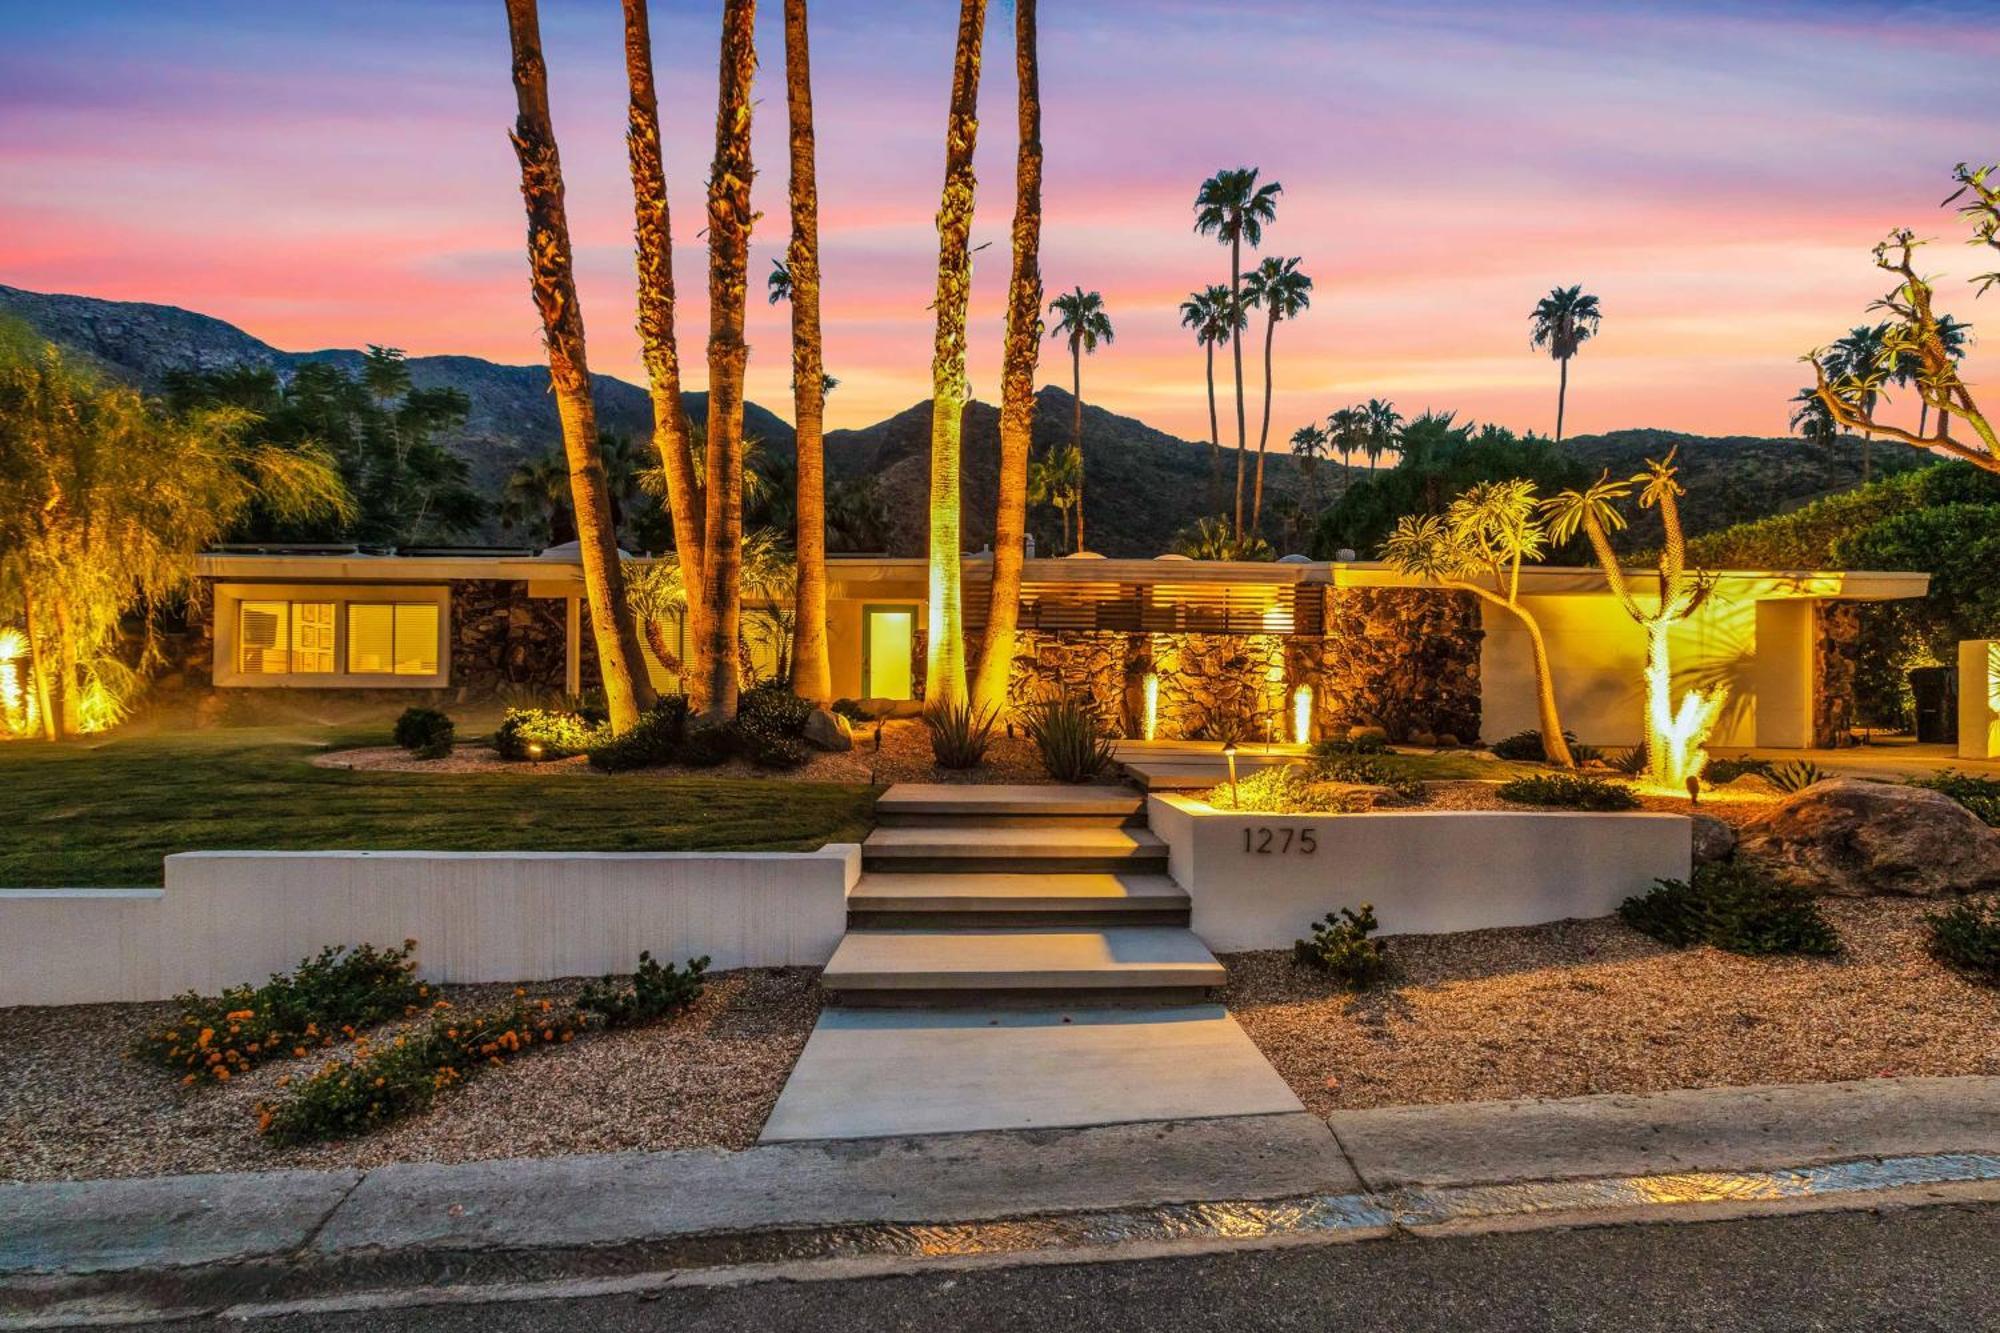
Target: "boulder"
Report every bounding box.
[803,707,854,753]
[1735,777,2000,897]
[1689,813,1738,866]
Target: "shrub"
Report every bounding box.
[1206,764,1385,813]
[1497,773,1640,811]
[831,697,870,724]
[1908,771,2000,826]
[1706,755,1775,785]
[1310,751,1426,803]
[1311,732,1387,758]
[575,953,709,1028]
[1767,759,1828,794]
[494,708,606,761]
[136,941,426,1086]
[1293,904,1390,989]
[924,699,997,769]
[1489,728,1582,763]
[731,682,814,769]
[1021,696,1117,782]
[1928,898,2000,982]
[586,696,690,772]
[1618,862,1840,956]
[678,716,738,767]
[1606,745,1647,775]
[392,707,455,759]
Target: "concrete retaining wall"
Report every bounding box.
[1148,795,1690,949]
[0,847,861,1008]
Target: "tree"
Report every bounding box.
[1544,452,1721,789]
[1028,443,1080,554]
[922,0,988,710]
[1788,387,1838,451]
[1810,162,1999,476]
[766,258,792,304]
[0,332,349,736]
[1289,422,1328,514]
[1240,255,1312,533]
[499,451,576,545]
[1824,323,1890,482]
[1528,285,1602,444]
[622,0,710,707]
[1364,397,1402,473]
[697,0,758,719]
[505,0,655,731]
[1381,480,1575,768]
[1327,405,1366,472]
[1193,167,1282,540]
[1047,286,1112,553]
[1178,285,1240,501]
[971,0,1043,722]
[1170,515,1273,562]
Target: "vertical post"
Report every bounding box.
[565,594,582,699]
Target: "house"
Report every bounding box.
[186,545,1929,749]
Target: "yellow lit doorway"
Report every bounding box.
[862,605,915,700]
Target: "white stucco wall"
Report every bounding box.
[0,890,164,1006]
[1149,794,1691,950]
[1962,640,2000,761]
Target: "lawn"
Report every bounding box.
[0,723,879,887]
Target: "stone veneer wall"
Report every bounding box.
[1299,587,1483,743]
[1812,600,1862,747]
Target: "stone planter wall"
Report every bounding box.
[1303,587,1482,743]
[1813,600,1862,747]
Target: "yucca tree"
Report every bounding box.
[1528,285,1602,444]
[505,0,654,731]
[922,0,988,710]
[1364,397,1402,471]
[971,0,1044,721]
[1289,422,1328,513]
[1178,284,1242,499]
[1911,313,1971,439]
[1193,167,1282,540]
[1382,479,1574,768]
[1327,405,1367,471]
[1047,286,1112,553]
[1240,255,1311,533]
[1544,452,1719,788]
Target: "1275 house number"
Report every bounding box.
[1242,826,1317,854]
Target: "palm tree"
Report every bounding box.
[1028,443,1080,553]
[766,258,792,304]
[1289,423,1327,513]
[1193,167,1282,540]
[622,0,709,707]
[971,0,1043,721]
[923,0,988,710]
[1826,323,1890,482]
[504,0,654,731]
[779,0,831,703]
[1240,255,1312,533]
[499,452,574,545]
[1528,285,1602,444]
[1178,285,1242,499]
[1364,398,1402,472]
[1788,387,1838,450]
[1046,287,1112,553]
[1327,405,1366,472]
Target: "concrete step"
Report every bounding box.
[847,872,1190,927]
[821,926,1226,1006]
[861,825,1169,874]
[874,784,1146,828]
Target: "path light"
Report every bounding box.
[1292,684,1312,746]
[1223,738,1239,808]
[0,627,29,736]
[1142,672,1159,742]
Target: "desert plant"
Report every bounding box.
[1489,729,1582,763]
[924,698,996,770]
[1706,755,1775,785]
[1606,744,1647,775]
[1619,862,1840,956]
[575,952,709,1028]
[392,706,455,760]
[1208,764,1359,813]
[1908,771,2000,826]
[1293,904,1390,989]
[1021,695,1116,782]
[1497,773,1640,811]
[1767,759,1828,794]
[1309,751,1427,803]
[493,708,607,761]
[586,696,690,772]
[1927,897,2000,982]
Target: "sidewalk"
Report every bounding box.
[5,1076,1997,1326]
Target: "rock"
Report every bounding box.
[803,707,853,753]
[1735,777,2000,897]
[1689,814,1737,866]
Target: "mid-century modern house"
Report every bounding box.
[185,545,1930,750]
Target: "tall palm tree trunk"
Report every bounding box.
[621,0,709,706]
[698,0,757,719]
[971,0,1041,721]
[1230,234,1246,540]
[1251,307,1276,534]
[1555,354,1569,444]
[22,587,56,740]
[782,0,831,703]
[505,0,654,731]
[1070,336,1085,553]
[1203,339,1221,508]
[922,0,987,710]
[49,593,80,736]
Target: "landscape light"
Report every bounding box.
[1142,672,1159,741]
[1292,684,1312,746]
[1223,738,1239,807]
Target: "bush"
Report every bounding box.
[678,716,738,767]
[1206,764,1402,813]
[1767,759,1828,794]
[136,941,426,1086]
[586,696,690,772]
[494,708,606,761]
[1927,897,2000,982]
[392,707,455,759]
[1309,751,1426,803]
[731,682,815,769]
[831,697,870,724]
[924,699,996,769]
[1618,862,1840,956]
[1312,731,1388,758]
[1497,773,1640,810]
[1293,904,1390,989]
[1706,755,1775,785]
[1022,696,1117,782]
[1908,771,2000,826]
[1606,745,1647,776]
[575,953,709,1028]
[1489,728,1582,763]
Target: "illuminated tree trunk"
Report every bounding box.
[1555,354,1569,444]
[699,0,758,719]
[622,0,710,707]
[48,590,81,737]
[1515,605,1574,768]
[1230,231,1246,540]
[1251,304,1276,535]
[783,0,832,703]
[971,0,1042,721]
[505,0,654,732]
[922,0,987,710]
[22,586,56,741]
[1203,338,1221,508]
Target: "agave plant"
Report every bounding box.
[1021,696,1117,783]
[923,699,998,770]
[1767,759,1828,794]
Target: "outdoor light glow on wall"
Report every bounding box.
[1142,671,1159,742]
[1292,684,1312,746]
[0,628,32,737]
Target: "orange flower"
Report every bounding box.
[214,1067,231,1082]
[181,1074,197,1087]
[196,1028,214,1049]
[293,1046,308,1058]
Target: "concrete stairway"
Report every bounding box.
[823,784,1225,1006]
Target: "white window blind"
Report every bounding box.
[347,603,439,676]
[238,601,289,675]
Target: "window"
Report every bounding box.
[347,603,440,676]
[238,601,335,675]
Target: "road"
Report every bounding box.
[169,1200,1999,1332]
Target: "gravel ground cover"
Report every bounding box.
[1226,895,2000,1117]
[0,966,821,1183]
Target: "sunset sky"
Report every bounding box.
[2,0,1993,443]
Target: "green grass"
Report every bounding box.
[1386,751,1546,782]
[0,724,879,887]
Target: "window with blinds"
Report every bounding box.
[238,601,291,675]
[347,603,440,676]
